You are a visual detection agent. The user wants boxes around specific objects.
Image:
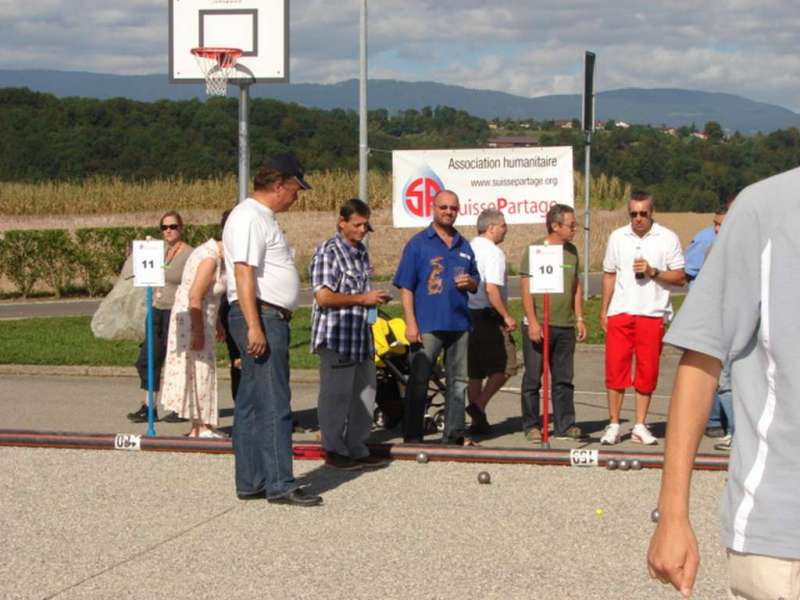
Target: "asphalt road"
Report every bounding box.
[1,274,617,319]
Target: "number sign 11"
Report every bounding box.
[132,240,166,288]
[528,244,564,294]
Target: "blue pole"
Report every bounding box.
[146,287,156,436]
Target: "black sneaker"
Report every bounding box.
[705,426,726,439]
[161,411,189,423]
[267,488,323,507]
[466,404,491,435]
[354,454,390,470]
[127,405,156,423]
[324,452,362,471]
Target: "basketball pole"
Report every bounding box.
[238,82,251,204]
[358,0,368,207]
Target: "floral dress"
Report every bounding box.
[160,240,226,425]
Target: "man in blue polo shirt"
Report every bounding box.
[394,190,479,445]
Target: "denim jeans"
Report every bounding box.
[228,301,296,498]
[707,363,734,434]
[520,326,577,434]
[403,330,468,442]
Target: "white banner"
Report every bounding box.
[392,146,574,228]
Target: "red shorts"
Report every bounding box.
[604,314,664,394]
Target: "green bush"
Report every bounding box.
[0,230,46,297]
[1,223,222,298]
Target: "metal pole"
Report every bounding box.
[145,287,156,436]
[358,0,368,204]
[238,83,251,204]
[583,130,591,300]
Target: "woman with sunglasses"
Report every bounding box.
[159,211,231,438]
[128,211,193,423]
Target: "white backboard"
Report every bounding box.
[169,0,289,84]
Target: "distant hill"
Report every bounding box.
[1,69,799,134]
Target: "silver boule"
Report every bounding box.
[606,459,618,470]
[416,452,429,464]
[477,471,491,484]
[630,459,643,470]
[618,459,630,471]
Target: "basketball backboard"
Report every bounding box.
[169,0,288,84]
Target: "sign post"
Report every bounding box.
[529,244,564,448]
[132,240,166,437]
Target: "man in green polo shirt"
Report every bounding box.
[519,203,587,441]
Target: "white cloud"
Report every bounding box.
[0,0,798,109]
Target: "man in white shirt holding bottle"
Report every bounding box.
[600,191,686,446]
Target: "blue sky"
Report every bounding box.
[1,0,798,111]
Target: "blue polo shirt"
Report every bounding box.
[393,225,480,333]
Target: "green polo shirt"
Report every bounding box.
[519,238,579,327]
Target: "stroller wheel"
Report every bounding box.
[373,407,386,428]
[424,414,438,434]
[434,409,446,433]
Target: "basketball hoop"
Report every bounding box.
[191,47,243,96]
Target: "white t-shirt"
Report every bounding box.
[468,236,507,309]
[222,198,300,311]
[602,222,684,319]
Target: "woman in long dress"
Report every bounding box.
[160,222,227,438]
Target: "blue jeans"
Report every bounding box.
[228,302,296,498]
[706,363,734,434]
[403,330,468,442]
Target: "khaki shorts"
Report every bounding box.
[468,309,518,379]
[727,549,800,600]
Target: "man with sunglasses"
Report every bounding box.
[600,191,685,445]
[518,203,586,442]
[222,154,322,507]
[393,190,480,445]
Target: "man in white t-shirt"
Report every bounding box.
[222,154,322,507]
[599,191,686,446]
[466,208,517,434]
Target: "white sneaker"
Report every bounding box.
[631,423,658,445]
[600,423,621,445]
[197,429,228,439]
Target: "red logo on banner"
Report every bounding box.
[403,176,443,218]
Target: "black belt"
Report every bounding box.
[470,307,500,320]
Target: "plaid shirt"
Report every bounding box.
[310,233,374,362]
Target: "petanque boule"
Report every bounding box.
[416,452,429,464]
[618,459,630,471]
[606,459,618,470]
[477,471,491,484]
[651,508,660,523]
[630,459,643,470]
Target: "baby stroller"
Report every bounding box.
[371,310,447,433]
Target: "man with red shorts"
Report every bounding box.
[600,191,685,445]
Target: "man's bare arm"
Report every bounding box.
[315,287,391,308]
[399,288,421,344]
[647,350,721,598]
[234,262,267,356]
[600,272,616,332]
[486,282,516,332]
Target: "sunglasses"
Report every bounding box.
[629,211,650,219]
[436,205,459,212]
[160,223,180,231]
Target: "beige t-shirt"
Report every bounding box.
[153,243,192,310]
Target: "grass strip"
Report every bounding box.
[0,297,683,368]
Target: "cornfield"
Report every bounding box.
[0,171,626,216]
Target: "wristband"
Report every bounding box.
[576,317,585,321]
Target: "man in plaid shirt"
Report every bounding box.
[310,198,392,470]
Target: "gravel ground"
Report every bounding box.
[1,447,728,599]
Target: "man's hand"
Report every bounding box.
[576,320,587,342]
[362,289,392,306]
[600,311,608,333]
[527,320,542,343]
[454,274,476,291]
[503,315,517,332]
[647,517,700,598]
[634,258,652,277]
[405,323,423,345]
[247,326,269,357]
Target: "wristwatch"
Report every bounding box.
[650,267,660,279]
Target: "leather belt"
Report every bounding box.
[257,300,293,321]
